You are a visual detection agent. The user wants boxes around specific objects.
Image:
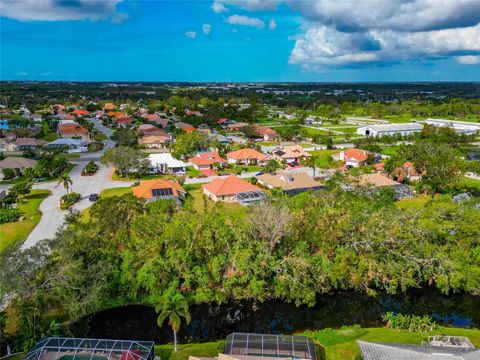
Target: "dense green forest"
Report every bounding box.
[2,183,479,351]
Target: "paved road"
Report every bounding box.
[20,119,133,249]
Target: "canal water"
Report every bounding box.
[76,288,480,343]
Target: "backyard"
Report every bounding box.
[306,149,339,168]
[0,189,51,252]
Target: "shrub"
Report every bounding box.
[60,192,81,210]
[382,312,437,332]
[82,161,99,176]
[2,168,16,180]
[0,207,23,224]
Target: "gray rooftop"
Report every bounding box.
[361,123,424,132]
[358,341,480,360]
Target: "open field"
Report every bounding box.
[0,189,51,252]
[155,341,225,360]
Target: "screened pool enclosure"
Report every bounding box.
[24,337,155,360]
[224,333,316,360]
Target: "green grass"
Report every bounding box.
[257,141,279,146]
[299,326,480,360]
[307,149,338,168]
[396,195,433,210]
[380,146,400,157]
[155,341,225,360]
[459,176,480,190]
[41,131,58,141]
[186,166,202,178]
[79,186,133,222]
[0,189,51,252]
[187,188,247,219]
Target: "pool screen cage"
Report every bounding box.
[224,333,316,360]
[24,337,155,360]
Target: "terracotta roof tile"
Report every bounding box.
[203,175,261,196]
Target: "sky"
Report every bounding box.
[1,0,480,82]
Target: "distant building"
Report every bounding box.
[175,122,196,132]
[421,119,480,135]
[252,124,278,141]
[357,123,423,137]
[139,134,171,148]
[333,148,374,168]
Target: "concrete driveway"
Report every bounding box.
[20,119,133,249]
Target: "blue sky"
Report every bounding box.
[1,0,480,82]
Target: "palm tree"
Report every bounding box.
[58,174,73,200]
[155,292,191,352]
[303,154,319,179]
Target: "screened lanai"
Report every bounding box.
[224,333,316,360]
[24,337,155,360]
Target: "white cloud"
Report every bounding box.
[211,1,228,13]
[289,24,480,70]
[185,31,197,39]
[268,19,277,30]
[219,0,280,11]
[288,0,480,32]
[226,14,265,28]
[202,24,212,35]
[455,55,480,65]
[0,0,128,23]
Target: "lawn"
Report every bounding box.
[80,186,132,222]
[300,326,480,360]
[186,166,202,178]
[380,146,400,157]
[155,341,225,360]
[307,149,338,168]
[0,189,51,252]
[459,176,480,191]
[187,188,247,219]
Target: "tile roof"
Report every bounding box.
[139,134,170,145]
[13,137,47,146]
[252,124,277,136]
[71,109,89,116]
[190,151,227,166]
[203,175,261,196]
[227,148,268,161]
[59,123,89,135]
[132,179,186,199]
[358,173,400,187]
[273,145,311,159]
[344,148,370,162]
[257,170,322,191]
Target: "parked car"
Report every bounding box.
[255,171,264,176]
[88,193,99,202]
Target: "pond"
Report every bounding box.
[75,288,480,344]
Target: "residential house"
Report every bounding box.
[45,138,88,153]
[58,123,89,141]
[70,109,89,117]
[174,122,196,132]
[202,175,265,204]
[333,148,374,167]
[209,133,230,146]
[401,161,422,181]
[103,103,116,113]
[57,113,76,121]
[272,145,311,164]
[142,113,161,122]
[257,170,324,195]
[357,123,423,137]
[138,123,163,135]
[148,153,187,174]
[139,134,171,148]
[189,151,227,171]
[358,173,414,199]
[0,157,37,179]
[185,109,204,117]
[252,124,278,141]
[132,179,187,203]
[13,138,46,150]
[30,113,43,122]
[112,116,133,127]
[228,122,249,131]
[227,148,268,165]
[217,117,229,125]
[0,139,17,152]
[149,116,170,129]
